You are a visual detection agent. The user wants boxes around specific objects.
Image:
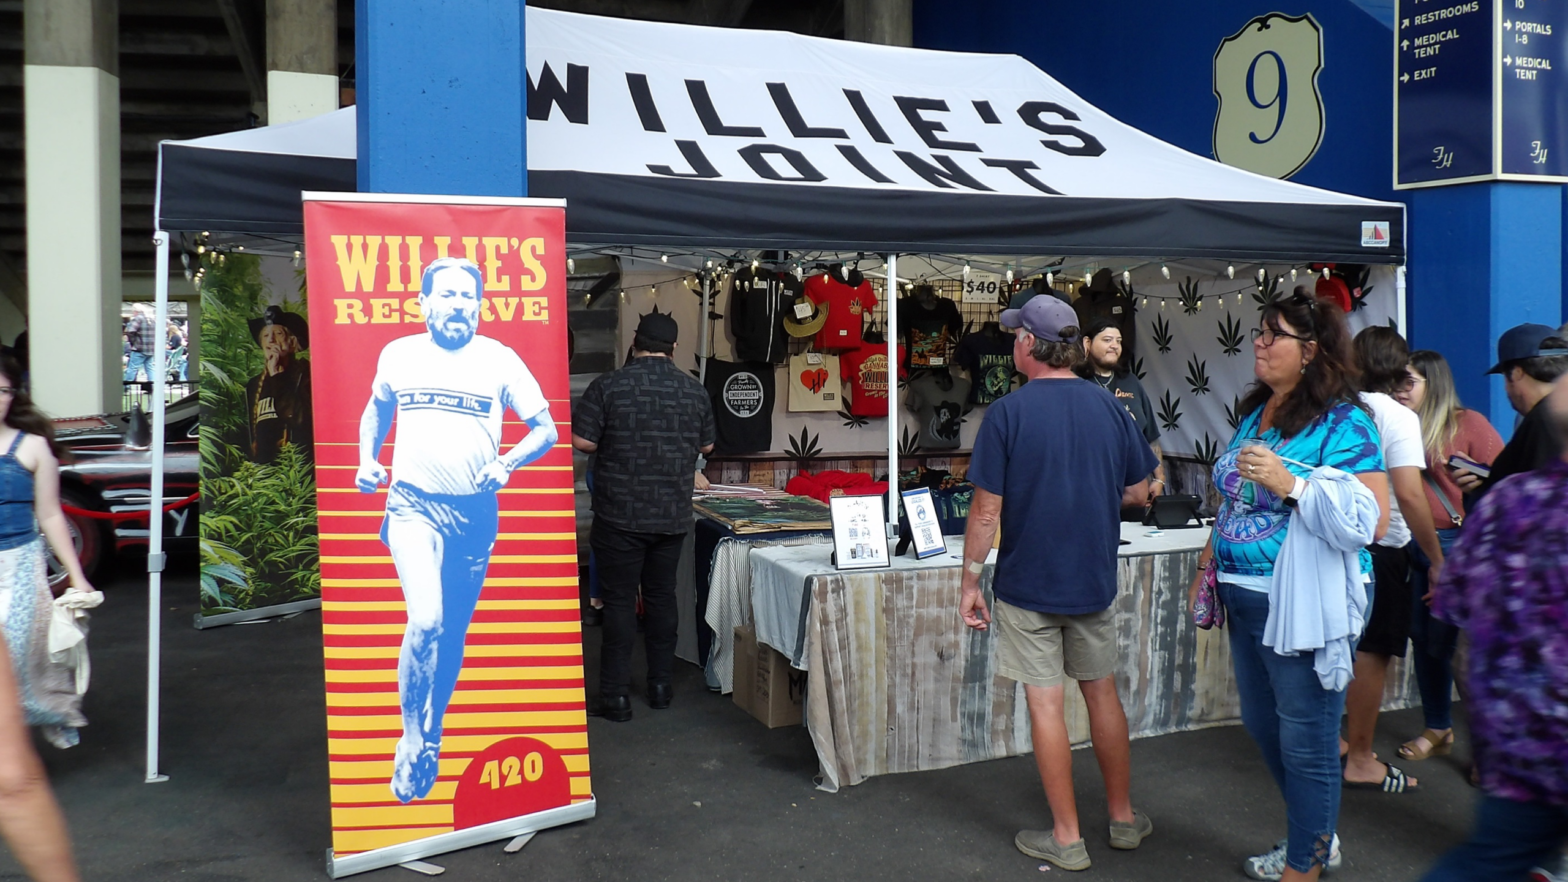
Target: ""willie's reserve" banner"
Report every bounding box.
[302,193,592,877]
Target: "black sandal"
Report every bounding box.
[1345,763,1420,793]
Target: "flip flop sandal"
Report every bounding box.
[1346,763,1420,793]
[1398,729,1454,761]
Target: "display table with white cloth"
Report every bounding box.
[749,523,1420,792]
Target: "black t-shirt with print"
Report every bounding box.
[899,295,963,369]
[704,359,776,455]
[954,329,1019,405]
[1076,367,1161,445]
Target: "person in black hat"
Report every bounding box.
[1468,324,1568,496]
[244,304,314,464]
[572,310,714,722]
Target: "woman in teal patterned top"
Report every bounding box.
[1187,290,1389,881]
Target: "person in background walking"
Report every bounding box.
[1189,289,1390,881]
[1393,350,1503,764]
[1342,327,1442,794]
[1418,375,1568,882]
[1468,326,1567,495]
[960,295,1156,872]
[122,303,157,384]
[0,355,88,882]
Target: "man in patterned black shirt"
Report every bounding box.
[572,312,715,721]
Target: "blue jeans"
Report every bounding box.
[124,350,152,382]
[1420,795,1568,881]
[1409,528,1462,730]
[1221,583,1346,873]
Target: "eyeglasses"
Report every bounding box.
[1251,327,1311,348]
[1395,375,1423,392]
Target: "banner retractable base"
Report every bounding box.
[325,796,597,879]
[193,598,323,630]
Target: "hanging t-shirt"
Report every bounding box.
[899,295,963,368]
[787,352,842,412]
[968,378,1159,615]
[904,371,971,450]
[704,359,775,454]
[728,268,801,364]
[841,344,903,417]
[804,274,877,351]
[953,329,1018,405]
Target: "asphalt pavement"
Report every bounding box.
[0,560,1480,881]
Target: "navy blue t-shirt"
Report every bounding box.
[968,377,1158,615]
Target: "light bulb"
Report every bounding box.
[661,254,668,263]
[1161,299,1166,309]
[1005,269,1014,284]
[1322,266,1331,279]
[567,258,575,273]
[1122,269,1130,285]
[196,245,205,255]
[1257,267,1267,282]
[706,259,714,269]
[1226,265,1235,279]
[1161,264,1170,280]
[1084,269,1092,285]
[292,250,301,267]
[1290,268,1298,282]
[237,245,245,251]
[1142,297,1148,307]
[752,259,759,270]
[1045,272,1054,286]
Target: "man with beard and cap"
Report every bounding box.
[572,311,714,722]
[245,305,314,464]
[1073,317,1165,503]
[355,256,559,803]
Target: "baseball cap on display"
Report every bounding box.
[1486,323,1568,374]
[634,311,679,353]
[1000,293,1080,343]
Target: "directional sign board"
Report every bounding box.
[1395,0,1568,187]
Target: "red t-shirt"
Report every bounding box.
[841,343,904,416]
[805,274,878,351]
[1423,408,1505,529]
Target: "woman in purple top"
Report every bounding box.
[1420,377,1568,882]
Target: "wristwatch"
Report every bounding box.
[1282,476,1307,509]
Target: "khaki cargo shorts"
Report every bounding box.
[993,599,1117,688]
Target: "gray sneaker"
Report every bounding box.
[1244,834,1343,880]
[1109,810,1154,849]
[1015,830,1092,871]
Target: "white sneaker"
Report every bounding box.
[1244,835,1342,880]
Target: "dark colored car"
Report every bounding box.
[49,394,199,585]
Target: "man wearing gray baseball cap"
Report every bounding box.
[960,293,1158,870]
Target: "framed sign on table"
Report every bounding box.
[829,495,889,570]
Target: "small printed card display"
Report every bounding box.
[900,488,947,559]
[961,271,1004,304]
[829,495,890,570]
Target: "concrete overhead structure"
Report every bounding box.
[267,0,339,123]
[24,0,122,417]
[846,0,911,46]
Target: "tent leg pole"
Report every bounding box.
[699,272,711,383]
[1395,265,1408,338]
[885,252,899,537]
[146,231,170,785]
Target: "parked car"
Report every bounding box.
[49,394,199,585]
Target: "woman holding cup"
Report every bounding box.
[1188,289,1390,881]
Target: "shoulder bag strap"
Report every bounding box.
[1422,470,1463,527]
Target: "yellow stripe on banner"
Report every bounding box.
[322,600,579,614]
[321,577,577,588]
[329,731,588,756]
[324,644,583,660]
[322,621,580,637]
[334,804,454,828]
[326,665,584,683]
[321,555,577,565]
[334,827,457,854]
[320,533,577,541]
[333,781,460,803]
[564,754,591,774]
[326,688,584,709]
[318,510,575,519]
[569,777,593,797]
[330,757,474,780]
[330,711,586,731]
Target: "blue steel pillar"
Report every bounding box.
[356,0,527,196]
[1410,183,1562,439]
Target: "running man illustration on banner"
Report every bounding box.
[354,256,559,803]
[304,194,593,878]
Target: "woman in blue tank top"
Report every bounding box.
[0,355,86,880]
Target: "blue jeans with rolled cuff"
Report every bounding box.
[1409,528,1462,731]
[1221,582,1346,874]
